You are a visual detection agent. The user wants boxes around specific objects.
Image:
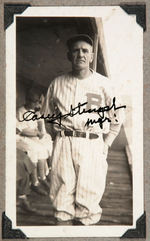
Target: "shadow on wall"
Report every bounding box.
[110,125,128,151]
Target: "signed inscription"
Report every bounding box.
[19,97,126,129]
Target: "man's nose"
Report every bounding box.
[35,105,41,111]
[78,49,84,57]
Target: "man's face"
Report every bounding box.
[69,41,94,70]
[31,99,42,112]
[29,94,42,111]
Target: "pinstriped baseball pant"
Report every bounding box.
[50,135,108,225]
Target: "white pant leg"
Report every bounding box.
[39,133,53,157]
[50,136,76,221]
[72,136,108,225]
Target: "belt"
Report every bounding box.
[59,130,99,139]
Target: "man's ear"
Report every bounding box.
[90,52,94,63]
[67,51,72,62]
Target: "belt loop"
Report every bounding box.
[60,130,65,137]
[73,130,78,137]
[86,132,89,139]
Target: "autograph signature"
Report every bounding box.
[19,97,126,129]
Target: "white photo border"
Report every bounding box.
[6,6,143,238]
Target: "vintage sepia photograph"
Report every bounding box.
[5,5,144,238]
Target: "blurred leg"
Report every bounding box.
[50,136,76,221]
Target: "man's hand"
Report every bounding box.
[103,143,109,156]
[16,128,21,134]
[37,131,44,139]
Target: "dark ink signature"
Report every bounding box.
[19,97,126,129]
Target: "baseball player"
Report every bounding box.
[42,34,125,225]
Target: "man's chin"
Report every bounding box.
[74,64,87,70]
[34,107,41,112]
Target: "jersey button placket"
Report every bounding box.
[73,77,79,130]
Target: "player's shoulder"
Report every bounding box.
[17,106,26,113]
[93,71,110,82]
[92,71,111,87]
[51,73,71,85]
[17,106,27,120]
[92,71,115,98]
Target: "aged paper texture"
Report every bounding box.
[0,1,150,240]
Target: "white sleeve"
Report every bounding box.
[41,82,54,117]
[104,85,125,125]
[103,85,126,146]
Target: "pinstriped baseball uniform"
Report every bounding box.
[42,70,124,225]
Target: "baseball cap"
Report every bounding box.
[67,34,93,49]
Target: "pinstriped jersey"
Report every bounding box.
[43,70,124,135]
